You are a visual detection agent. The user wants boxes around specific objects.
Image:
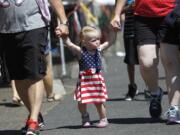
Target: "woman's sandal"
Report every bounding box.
[47,93,63,102]
[12,97,24,106]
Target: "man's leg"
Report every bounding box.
[15,79,44,121]
[43,52,53,99]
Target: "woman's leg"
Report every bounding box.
[137,44,159,93]
[160,43,180,106]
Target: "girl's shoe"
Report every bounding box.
[95,118,109,128]
[82,113,91,128]
[82,121,91,127]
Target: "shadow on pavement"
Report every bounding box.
[108,117,165,124]
[108,91,168,102]
[0,130,21,135]
[138,91,168,96]
[40,117,165,132]
[0,102,22,107]
[107,97,147,102]
[41,125,82,131]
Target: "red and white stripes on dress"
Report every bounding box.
[74,69,108,104]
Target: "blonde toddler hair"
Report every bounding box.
[80,26,101,42]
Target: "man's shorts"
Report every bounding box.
[123,36,139,65]
[159,18,180,46]
[134,16,164,45]
[0,27,48,80]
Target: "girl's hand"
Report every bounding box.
[55,24,69,38]
[110,15,121,31]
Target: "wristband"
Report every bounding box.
[61,21,69,26]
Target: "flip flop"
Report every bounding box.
[47,93,63,102]
[12,97,24,106]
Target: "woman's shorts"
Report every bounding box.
[0,27,48,80]
[159,18,180,46]
[134,16,164,45]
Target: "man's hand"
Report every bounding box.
[55,24,69,38]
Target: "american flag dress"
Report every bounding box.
[74,47,108,104]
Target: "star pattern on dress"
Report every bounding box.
[79,48,102,71]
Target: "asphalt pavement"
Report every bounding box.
[0,50,179,135]
[41,55,179,135]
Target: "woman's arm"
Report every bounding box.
[110,0,127,31]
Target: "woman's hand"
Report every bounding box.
[110,14,122,31]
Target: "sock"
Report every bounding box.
[151,87,161,96]
[170,105,179,110]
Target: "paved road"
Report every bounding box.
[0,55,179,135]
[41,56,179,135]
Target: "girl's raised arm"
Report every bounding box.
[100,41,109,51]
[63,38,82,57]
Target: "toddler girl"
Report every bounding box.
[62,26,113,128]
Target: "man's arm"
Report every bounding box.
[49,0,68,24]
[49,0,69,38]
